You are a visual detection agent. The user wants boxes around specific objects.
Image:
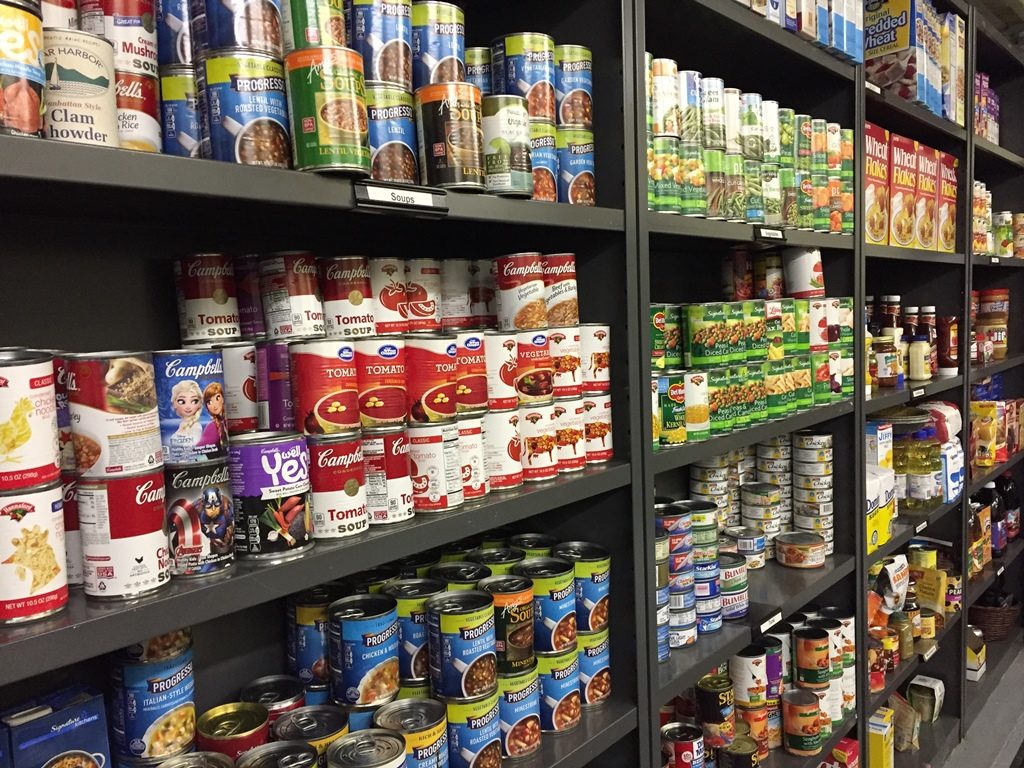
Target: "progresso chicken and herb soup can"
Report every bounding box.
[366,81,418,183]
[414,81,485,190]
[327,593,401,706]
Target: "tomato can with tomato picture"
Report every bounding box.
[454,330,488,413]
[515,330,553,405]
[517,401,557,482]
[484,330,519,410]
[457,413,488,501]
[582,392,612,463]
[405,334,457,422]
[403,258,442,332]
[354,336,407,426]
[319,255,376,339]
[366,257,409,334]
[513,557,575,654]
[552,397,585,473]
[548,326,582,398]
[215,341,259,434]
[361,424,413,524]
[483,409,523,491]
[308,432,368,539]
[290,338,359,434]
[409,420,463,512]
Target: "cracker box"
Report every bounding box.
[818,737,860,768]
[869,708,894,768]
[865,0,929,104]
[1,687,110,768]
[864,121,890,246]
[915,143,939,251]
[888,133,918,248]
[937,151,958,253]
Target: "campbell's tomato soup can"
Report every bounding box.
[216,341,259,434]
[362,425,414,525]
[61,471,83,586]
[495,252,547,331]
[319,256,376,339]
[548,326,582,398]
[0,480,67,623]
[404,258,442,332]
[542,253,579,327]
[51,352,75,472]
[78,468,170,599]
[457,413,488,501]
[354,337,407,426]
[516,330,554,404]
[309,432,368,539]
[165,459,235,578]
[580,324,611,393]
[0,350,60,491]
[441,258,475,329]
[65,352,162,479]
[234,254,267,338]
[553,398,585,473]
[484,330,518,410]
[260,251,326,339]
[483,409,522,491]
[583,392,613,463]
[409,420,463,511]
[256,340,295,431]
[518,402,557,482]
[455,329,488,413]
[174,253,241,343]
[290,338,359,434]
[368,256,410,334]
[473,258,497,326]
[115,70,162,151]
[405,334,458,423]
[153,349,229,464]
[81,0,158,76]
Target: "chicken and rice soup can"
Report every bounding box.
[328,593,400,706]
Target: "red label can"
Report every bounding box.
[472,258,497,326]
[216,342,259,434]
[409,420,463,511]
[516,330,554,404]
[234,254,266,338]
[354,337,407,426]
[290,339,359,434]
[362,425,414,525]
[196,703,270,759]
[0,480,67,623]
[583,393,613,463]
[115,70,161,152]
[457,413,488,501]
[62,470,83,586]
[77,468,170,599]
[404,258,442,332]
[581,324,611,393]
[441,258,474,329]
[319,256,375,339]
[548,326,582,398]
[484,331,518,410]
[0,351,60,491]
[256,341,295,431]
[309,432,368,539]
[483,409,523,491]
[368,256,409,334]
[173,253,241,343]
[405,334,457,423]
[553,398,586,473]
[542,253,579,327]
[53,352,75,472]
[495,252,547,331]
[518,402,557,482]
[454,329,487,413]
[260,251,326,339]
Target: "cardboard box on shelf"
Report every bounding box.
[869,707,895,768]
[867,422,894,468]
[907,675,945,723]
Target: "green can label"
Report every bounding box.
[708,368,731,435]
[744,159,763,223]
[812,173,830,232]
[810,118,828,172]
[781,298,796,353]
[841,178,854,234]
[651,304,668,368]
[782,357,797,414]
[796,171,813,229]
[732,365,750,428]
[750,367,767,423]
[840,343,854,397]
[780,166,798,227]
[664,304,682,367]
[839,297,853,343]
[679,141,707,216]
[483,95,532,196]
[794,114,811,172]
[794,354,813,409]
[765,359,787,419]
[829,347,843,403]
[686,303,728,369]
[794,299,810,351]
[705,148,725,220]
[652,135,681,213]
[684,371,710,442]
[762,163,781,226]
[743,299,767,362]
[726,302,745,363]
[812,352,831,404]
[723,153,746,222]
[646,132,655,210]
[282,0,347,52]
[659,373,687,445]
[777,108,795,167]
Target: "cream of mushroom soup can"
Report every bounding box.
[457,413,488,501]
[483,409,523,491]
[553,398,586,473]
[518,401,557,482]
[43,29,120,148]
[409,420,463,511]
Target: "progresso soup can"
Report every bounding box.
[160,65,203,157]
[513,558,576,653]
[556,127,595,205]
[165,460,235,578]
[328,593,400,706]
[366,81,418,183]
[482,95,532,197]
[426,590,498,699]
[465,46,489,95]
[288,584,352,686]
[536,645,580,733]
[529,119,557,202]
[381,578,444,681]
[410,0,464,89]
[577,628,610,708]
[554,44,592,129]
[344,0,412,89]
[156,0,191,65]
[373,699,449,768]
[490,32,554,123]
[327,730,406,768]
[272,705,350,764]
[414,81,484,189]
[552,541,610,632]
[189,0,283,57]
[441,691,501,768]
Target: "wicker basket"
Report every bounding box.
[968,600,1022,642]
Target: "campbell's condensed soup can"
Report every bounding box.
[0,480,67,623]
[256,341,295,431]
[580,324,611,393]
[516,330,554,404]
[542,253,579,327]
[354,337,407,427]
[473,259,497,326]
[215,342,258,434]
[78,468,170,599]
[174,254,241,343]
[408,420,463,512]
[115,71,162,151]
[65,352,163,479]
[495,252,547,331]
[483,409,523,491]
[165,460,234,578]
[319,256,375,339]
[81,0,158,76]
[0,350,60,491]
[518,401,557,482]
[441,258,475,329]
[43,0,79,27]
[404,334,457,424]
[290,339,359,434]
[553,398,586,473]
[308,432,369,539]
[368,257,409,334]
[153,349,228,464]
[583,392,613,463]
[549,326,582,398]
[484,330,518,410]
[61,470,83,586]
[404,258,442,332]
[260,252,326,339]
[457,413,488,501]
[454,329,487,413]
[52,352,75,472]
[234,254,266,338]
[362,425,413,525]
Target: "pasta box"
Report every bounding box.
[864,121,889,246]
[915,143,938,251]
[865,0,929,104]
[0,687,110,768]
[888,133,918,248]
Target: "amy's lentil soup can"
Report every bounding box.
[426,590,498,699]
[490,32,555,123]
[366,81,418,183]
[442,691,501,768]
[282,0,346,52]
[482,94,532,197]
[160,65,201,157]
[552,541,610,632]
[529,119,557,201]
[496,665,541,759]
[415,80,484,189]
[410,0,464,89]
[272,705,350,763]
[381,578,445,681]
[556,127,595,206]
[373,699,449,768]
[328,593,400,706]
[513,557,576,653]
[536,646,580,733]
[479,575,535,675]
[554,44,592,130]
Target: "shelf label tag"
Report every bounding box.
[991,257,1001,264]
[916,522,927,533]
[866,81,882,94]
[912,388,925,398]
[921,644,938,661]
[754,226,785,242]
[355,181,448,214]
[759,612,783,634]
[998,566,1005,576]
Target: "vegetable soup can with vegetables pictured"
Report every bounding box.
[442,690,501,768]
[490,32,554,123]
[679,141,706,217]
[425,589,498,699]
[373,699,449,768]
[414,81,485,190]
[410,0,464,89]
[482,95,532,197]
[366,82,419,184]
[649,57,679,136]
[535,645,581,733]
[344,0,412,89]
[327,593,400,706]
[529,119,557,202]
[556,127,595,206]
[513,557,576,653]
[554,44,592,129]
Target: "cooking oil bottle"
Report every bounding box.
[906,428,942,513]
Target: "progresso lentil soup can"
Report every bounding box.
[344,0,412,89]
[442,691,501,768]
[328,593,400,706]
[160,65,202,157]
[496,666,541,759]
[410,0,464,89]
[366,81,418,183]
[414,81,484,189]
[482,94,532,197]
[490,32,555,123]
[556,127,595,205]
[282,0,346,52]
[373,699,449,768]
[189,0,284,56]
[554,44,592,129]
[552,541,610,632]
[381,578,445,681]
[513,558,576,653]
[425,590,498,699]
[285,46,370,174]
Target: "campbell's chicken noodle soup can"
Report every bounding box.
[78,468,170,599]
[234,254,267,338]
[0,480,67,622]
[404,258,442,332]
[174,254,241,343]
[580,324,610,393]
[409,420,463,511]
[319,255,375,339]
[472,258,497,326]
[256,340,295,431]
[354,336,407,427]
[457,413,488,501]
[483,409,523,491]
[368,256,410,334]
[441,258,475,329]
[583,393,612,463]
[542,253,579,327]
[0,351,60,491]
[153,349,229,464]
[260,251,326,339]
[215,341,259,434]
[549,326,582,398]
[50,352,75,472]
[484,330,519,410]
[518,401,557,482]
[495,253,547,331]
[454,329,487,413]
[516,330,553,405]
[115,70,162,151]
[290,338,360,434]
[405,334,457,423]
[61,471,83,586]
[65,352,162,479]
[553,398,585,473]
[362,425,414,524]
[308,432,369,539]
[165,459,234,578]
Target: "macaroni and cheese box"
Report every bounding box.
[937,151,958,253]
[865,121,890,246]
[0,687,110,768]
[865,0,929,105]
[888,133,918,248]
[915,144,939,251]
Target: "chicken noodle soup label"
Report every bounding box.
[0,482,67,622]
[328,596,400,705]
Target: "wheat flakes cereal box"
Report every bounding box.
[915,144,938,251]
[937,152,958,254]
[888,133,917,249]
[864,121,889,247]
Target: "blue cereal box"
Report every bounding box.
[2,687,110,768]
[816,0,829,46]
[829,0,845,54]
[865,0,929,105]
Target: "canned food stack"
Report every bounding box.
[757,434,793,541]
[654,498,698,650]
[689,453,732,528]
[740,480,783,558]
[655,522,671,662]
[791,432,835,556]
[692,498,722,637]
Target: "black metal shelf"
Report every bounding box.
[864,244,966,265]
[647,213,855,251]
[747,556,857,629]
[972,254,1024,268]
[868,497,962,561]
[974,136,1024,173]
[893,714,961,768]
[968,452,1024,496]
[656,621,752,702]
[965,536,1024,607]
[759,714,857,768]
[865,85,968,145]
[969,353,1024,382]
[965,629,1023,731]
[864,376,965,417]
[523,699,638,768]
[0,462,629,686]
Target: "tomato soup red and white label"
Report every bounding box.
[291,339,360,434]
[409,421,463,512]
[495,252,547,331]
[362,426,413,524]
[319,256,376,339]
[0,354,60,491]
[541,253,579,327]
[309,434,368,539]
[173,253,241,343]
[78,469,169,599]
[217,343,258,434]
[0,481,67,623]
[553,398,585,473]
[580,324,610,393]
[81,0,157,75]
[516,330,554,404]
[483,409,523,490]
[484,331,518,410]
[368,257,410,334]
[405,334,457,423]
[441,258,474,329]
[61,471,83,585]
[583,393,613,463]
[457,414,488,501]
[548,326,582,398]
[354,337,407,427]
[455,330,487,413]
[518,402,557,482]
[260,251,325,339]
[404,258,442,332]
[472,258,497,326]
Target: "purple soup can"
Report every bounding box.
[256,340,294,431]
[235,253,267,338]
[153,349,228,464]
[757,634,784,700]
[229,431,314,562]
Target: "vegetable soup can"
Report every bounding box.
[701,76,724,150]
[679,141,707,217]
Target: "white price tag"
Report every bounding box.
[755,226,786,241]
[760,612,783,634]
[922,644,938,661]
[866,82,882,94]
[363,185,439,208]
[998,566,1005,576]
[912,389,925,398]
[916,522,927,533]
[992,257,1000,264]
